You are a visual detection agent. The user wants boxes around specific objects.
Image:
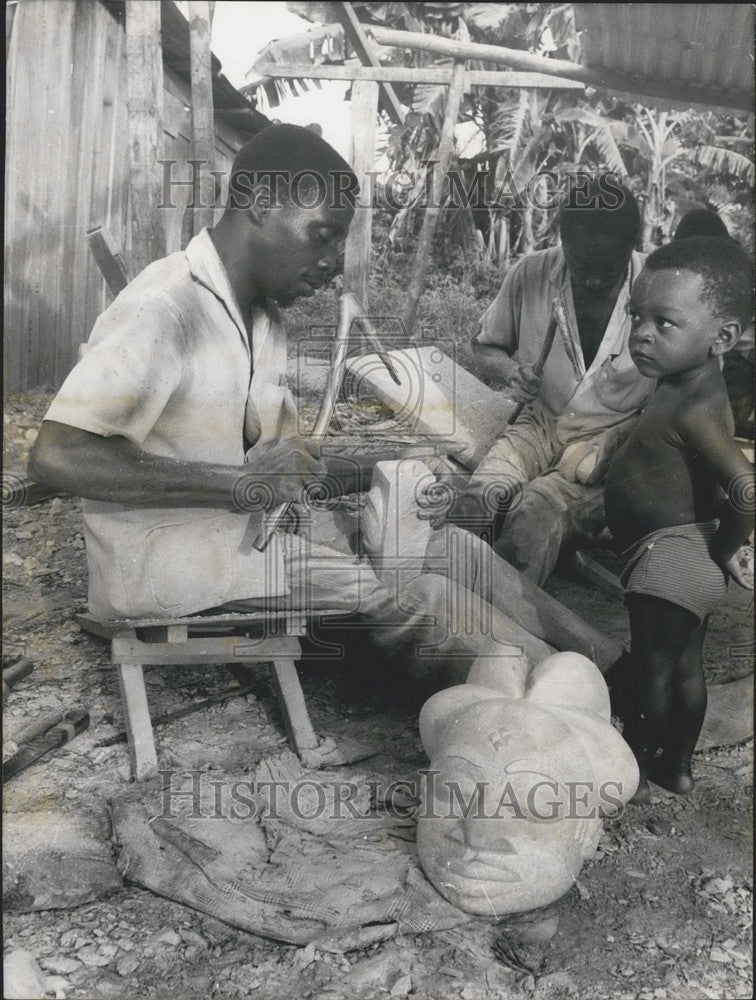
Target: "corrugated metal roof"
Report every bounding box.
[574,3,753,113]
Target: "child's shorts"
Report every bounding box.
[621,521,727,621]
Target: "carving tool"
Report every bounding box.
[2,657,34,705]
[349,309,402,385]
[252,294,401,550]
[3,709,90,782]
[506,297,564,426]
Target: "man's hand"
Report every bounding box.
[240,436,327,509]
[422,472,522,531]
[507,362,542,405]
[559,440,600,484]
[447,486,490,526]
[470,336,520,391]
[721,546,754,590]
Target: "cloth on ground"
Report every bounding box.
[621,520,727,621]
[109,751,469,950]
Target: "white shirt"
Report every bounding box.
[45,229,297,617]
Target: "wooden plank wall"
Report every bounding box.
[4,0,246,393]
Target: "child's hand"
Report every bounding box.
[723,546,754,590]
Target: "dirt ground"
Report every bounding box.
[3,391,753,1000]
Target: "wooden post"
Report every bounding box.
[334,1,404,125]
[402,61,466,339]
[115,661,159,781]
[270,657,320,760]
[497,217,509,269]
[343,79,379,311]
[188,0,216,234]
[125,0,165,275]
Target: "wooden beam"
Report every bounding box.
[370,25,600,78]
[188,0,216,234]
[125,0,166,274]
[368,25,753,114]
[253,62,584,90]
[87,226,131,296]
[343,80,379,309]
[333,1,404,124]
[463,70,582,90]
[402,62,466,339]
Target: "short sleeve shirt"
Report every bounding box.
[44,229,297,618]
[476,246,656,445]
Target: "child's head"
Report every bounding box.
[646,236,753,325]
[627,237,753,379]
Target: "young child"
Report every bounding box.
[604,236,754,803]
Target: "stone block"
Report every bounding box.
[345,347,515,469]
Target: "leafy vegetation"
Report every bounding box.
[279,2,753,260]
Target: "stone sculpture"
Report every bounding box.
[360,457,435,583]
[417,651,639,916]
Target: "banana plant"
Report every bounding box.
[612,106,754,246]
[269,3,753,258]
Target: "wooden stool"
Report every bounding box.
[78,609,326,780]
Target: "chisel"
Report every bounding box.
[506,298,563,426]
[3,709,90,782]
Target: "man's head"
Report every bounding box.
[628,236,753,378]
[559,179,641,294]
[673,208,730,242]
[222,124,358,306]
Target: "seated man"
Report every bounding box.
[30,125,616,695]
[455,180,655,586]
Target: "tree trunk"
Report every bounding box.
[522,200,535,256]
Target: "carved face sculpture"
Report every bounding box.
[417,653,639,916]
